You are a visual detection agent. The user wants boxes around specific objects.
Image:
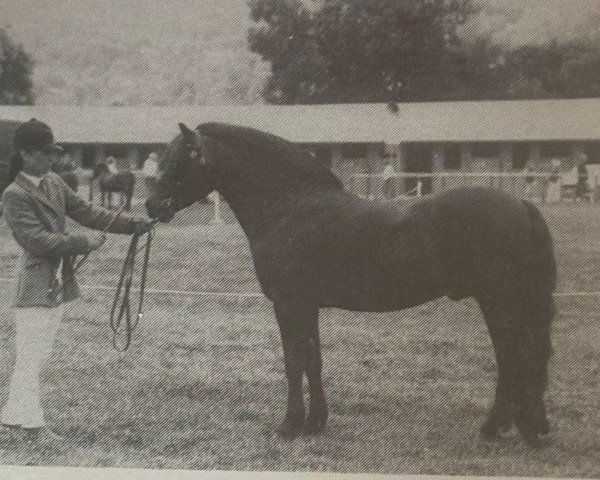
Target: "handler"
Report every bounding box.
[0,119,151,446]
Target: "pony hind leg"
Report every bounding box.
[477,298,520,440]
[513,292,554,446]
[478,293,553,447]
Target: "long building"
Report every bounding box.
[1,99,599,198]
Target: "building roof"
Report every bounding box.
[386,98,600,143]
[0,99,599,145]
[0,104,391,144]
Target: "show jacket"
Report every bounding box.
[2,172,137,307]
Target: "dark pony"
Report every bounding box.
[146,123,557,446]
[92,160,136,210]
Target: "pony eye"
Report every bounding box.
[190,150,198,159]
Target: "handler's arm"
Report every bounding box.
[3,190,90,257]
[59,175,137,234]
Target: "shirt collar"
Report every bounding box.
[21,171,43,188]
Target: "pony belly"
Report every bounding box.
[317,273,446,313]
[321,291,443,313]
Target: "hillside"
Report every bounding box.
[2,0,268,105]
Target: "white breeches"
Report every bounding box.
[2,305,64,428]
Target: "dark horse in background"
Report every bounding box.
[92,160,136,210]
[146,123,557,447]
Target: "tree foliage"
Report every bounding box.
[248,0,475,104]
[0,28,34,105]
[31,37,268,106]
[248,0,600,104]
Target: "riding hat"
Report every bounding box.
[13,118,64,154]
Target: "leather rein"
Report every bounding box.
[109,218,158,352]
[52,205,161,352]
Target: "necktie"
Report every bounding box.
[39,176,50,197]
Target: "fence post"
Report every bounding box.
[417,180,423,198]
[211,192,224,225]
[88,175,94,202]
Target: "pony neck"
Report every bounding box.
[214,175,300,238]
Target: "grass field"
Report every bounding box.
[0,201,599,477]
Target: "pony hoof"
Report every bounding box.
[304,415,327,435]
[521,432,548,449]
[276,418,304,439]
[479,422,501,441]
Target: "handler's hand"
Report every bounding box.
[87,232,107,251]
[134,217,153,235]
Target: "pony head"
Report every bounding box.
[146,123,214,222]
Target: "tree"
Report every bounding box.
[0,28,34,105]
[248,0,474,104]
[248,0,600,104]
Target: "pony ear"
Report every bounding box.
[178,123,194,137]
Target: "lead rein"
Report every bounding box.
[110,219,158,352]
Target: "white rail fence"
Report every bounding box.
[347,172,600,203]
[207,171,599,223]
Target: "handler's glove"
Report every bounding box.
[133,217,153,235]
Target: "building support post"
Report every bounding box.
[331,144,345,185]
[367,144,381,199]
[499,143,513,191]
[69,145,83,169]
[529,143,542,169]
[432,144,446,192]
[388,143,407,195]
[127,145,142,170]
[94,145,106,166]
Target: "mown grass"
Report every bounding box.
[0,201,599,477]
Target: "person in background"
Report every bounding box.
[106,156,119,174]
[575,153,589,202]
[142,152,159,196]
[524,162,535,199]
[545,160,562,203]
[382,162,396,200]
[0,119,152,447]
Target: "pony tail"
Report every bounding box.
[0,151,22,196]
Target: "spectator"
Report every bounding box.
[143,152,159,196]
[545,160,562,203]
[382,162,396,200]
[575,153,589,202]
[106,156,119,174]
[524,163,535,199]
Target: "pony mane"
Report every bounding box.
[196,122,343,191]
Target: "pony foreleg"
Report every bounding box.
[273,301,321,437]
[303,311,327,434]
